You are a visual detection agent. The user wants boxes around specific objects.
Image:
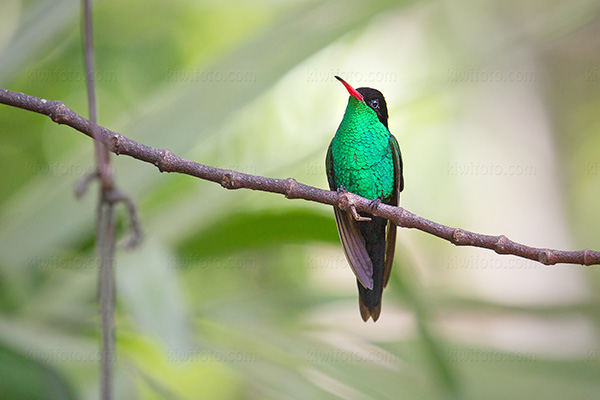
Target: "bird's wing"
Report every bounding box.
[326,143,374,290]
[383,134,403,288]
[333,208,374,289]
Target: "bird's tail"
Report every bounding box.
[356,215,387,322]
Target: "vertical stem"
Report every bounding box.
[97,200,116,400]
[82,1,116,399]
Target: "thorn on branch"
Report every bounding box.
[49,101,69,124]
[494,235,510,254]
[110,133,122,155]
[221,172,234,189]
[538,250,554,265]
[583,249,592,265]
[452,229,467,245]
[284,177,299,199]
[156,149,176,173]
[221,171,240,190]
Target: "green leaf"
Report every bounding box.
[179,208,337,258]
[0,341,76,400]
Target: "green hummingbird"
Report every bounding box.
[326,76,404,322]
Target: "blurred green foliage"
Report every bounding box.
[1,0,600,399]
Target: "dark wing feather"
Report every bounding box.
[326,142,374,290]
[383,134,403,288]
[333,208,373,289]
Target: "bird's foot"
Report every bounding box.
[368,198,382,212]
[337,187,371,221]
[350,205,371,222]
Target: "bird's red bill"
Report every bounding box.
[335,76,364,101]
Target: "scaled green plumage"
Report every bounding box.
[330,96,395,201]
[326,77,403,322]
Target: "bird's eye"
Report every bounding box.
[370,99,379,109]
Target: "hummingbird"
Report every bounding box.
[326,76,404,322]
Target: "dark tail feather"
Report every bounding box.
[358,282,382,321]
[356,215,387,322]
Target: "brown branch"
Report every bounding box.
[1,88,599,267]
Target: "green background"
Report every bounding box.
[1,0,600,399]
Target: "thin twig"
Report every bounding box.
[81,1,115,399]
[105,188,144,249]
[0,88,599,267]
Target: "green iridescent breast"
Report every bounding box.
[331,97,394,200]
